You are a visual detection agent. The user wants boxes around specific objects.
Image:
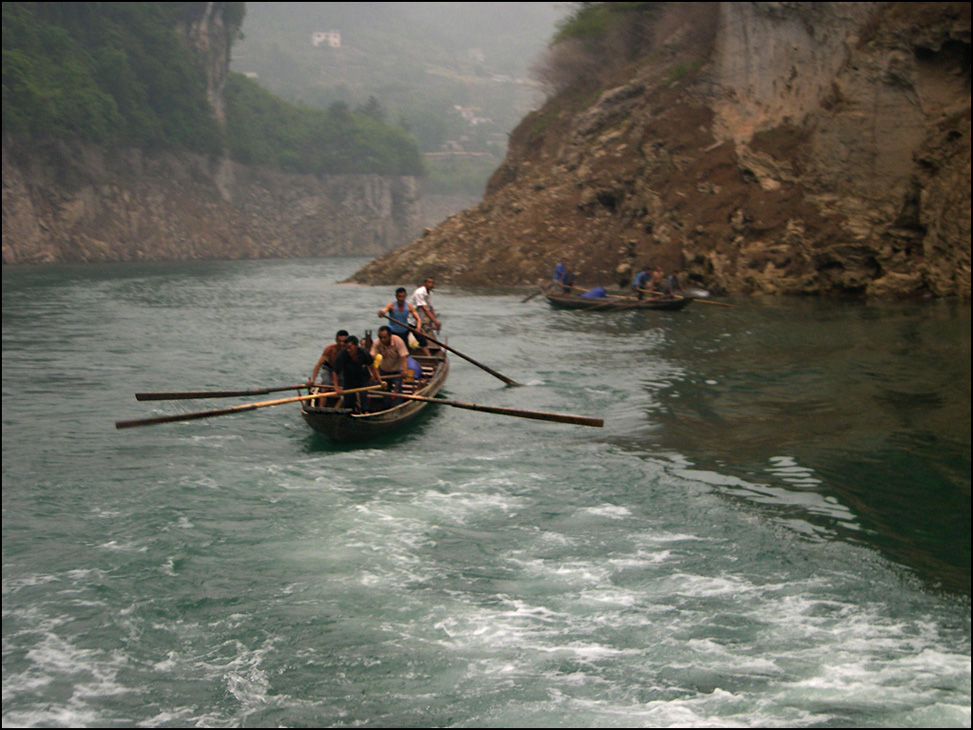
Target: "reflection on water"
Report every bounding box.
[640,297,971,594]
[2,260,970,727]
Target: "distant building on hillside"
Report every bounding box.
[312,31,341,48]
[454,105,492,126]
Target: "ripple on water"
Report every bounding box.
[2,261,968,727]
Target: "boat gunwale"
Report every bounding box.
[543,291,693,311]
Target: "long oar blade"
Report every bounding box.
[384,315,520,387]
[116,386,380,429]
[394,392,603,428]
[136,384,307,401]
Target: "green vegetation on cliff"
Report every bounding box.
[534,1,712,96]
[2,2,422,176]
[225,73,422,175]
[2,2,234,153]
[231,3,563,194]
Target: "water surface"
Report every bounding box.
[3,258,970,727]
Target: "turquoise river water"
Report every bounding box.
[2,257,970,727]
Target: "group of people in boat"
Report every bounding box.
[629,263,684,299]
[553,259,684,300]
[306,276,441,414]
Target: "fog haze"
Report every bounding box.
[232,2,565,141]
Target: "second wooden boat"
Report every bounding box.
[544,291,693,311]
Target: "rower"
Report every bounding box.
[370,325,410,408]
[378,287,428,356]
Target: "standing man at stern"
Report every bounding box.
[409,276,441,334]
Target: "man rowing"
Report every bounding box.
[370,325,410,408]
[332,335,380,413]
[308,329,348,387]
[378,287,429,355]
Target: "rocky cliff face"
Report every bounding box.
[351,2,970,298]
[1,140,421,264]
[1,3,422,266]
[175,1,232,125]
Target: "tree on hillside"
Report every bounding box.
[3,2,424,177]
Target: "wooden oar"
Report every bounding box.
[581,295,642,312]
[644,288,735,307]
[115,385,381,429]
[521,281,548,303]
[136,384,307,401]
[637,287,734,307]
[390,391,603,428]
[383,315,520,387]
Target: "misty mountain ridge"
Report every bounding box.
[231,2,564,163]
[5,1,967,300]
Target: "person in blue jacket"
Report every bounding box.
[632,265,652,299]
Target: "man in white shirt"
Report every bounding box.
[409,276,441,333]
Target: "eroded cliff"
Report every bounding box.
[351,2,971,298]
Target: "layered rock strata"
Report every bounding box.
[2,140,420,264]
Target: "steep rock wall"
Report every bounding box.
[1,139,421,264]
[352,2,970,299]
[175,1,232,125]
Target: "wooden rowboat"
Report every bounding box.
[118,336,605,433]
[119,339,604,433]
[300,347,449,442]
[544,291,693,311]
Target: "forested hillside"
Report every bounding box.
[2,2,421,177]
[232,2,562,194]
[2,2,235,153]
[224,73,421,175]
[2,2,425,265]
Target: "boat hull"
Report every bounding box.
[300,353,449,443]
[544,293,693,311]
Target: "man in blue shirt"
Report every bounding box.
[378,287,426,354]
[632,265,652,299]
